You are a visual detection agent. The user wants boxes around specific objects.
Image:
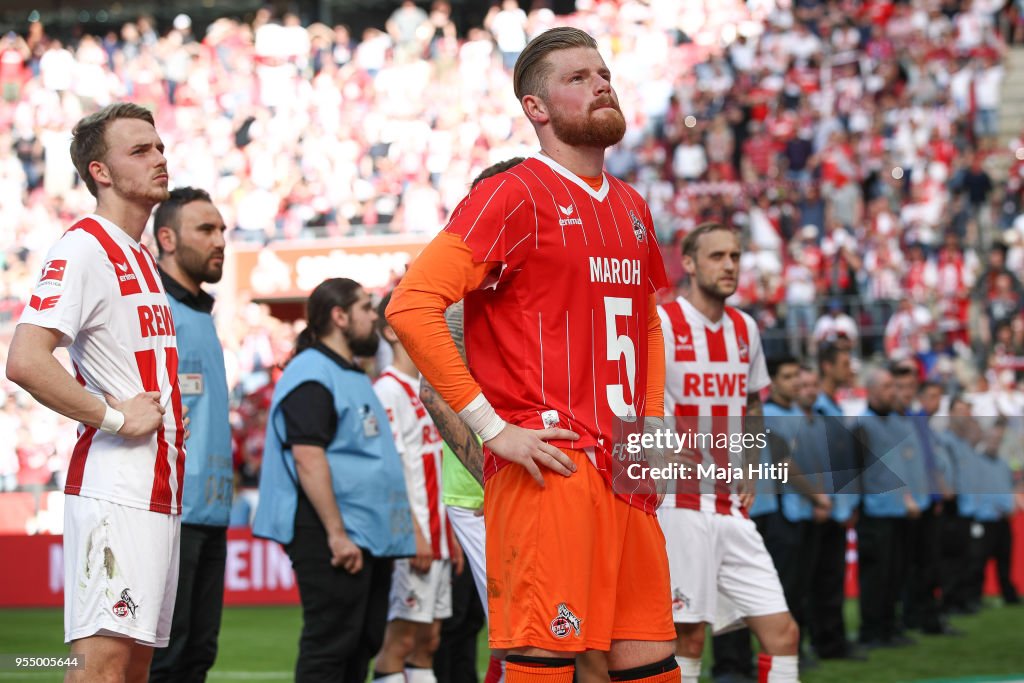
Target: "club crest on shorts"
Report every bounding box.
[629,211,646,242]
[404,590,421,610]
[671,588,690,612]
[550,602,582,639]
[112,588,138,619]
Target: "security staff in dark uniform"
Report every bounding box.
[810,344,865,660]
[936,396,981,613]
[903,380,961,635]
[854,366,927,649]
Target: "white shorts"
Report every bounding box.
[447,505,487,617]
[388,558,453,623]
[658,507,788,633]
[64,495,180,647]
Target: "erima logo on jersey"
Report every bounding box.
[676,333,693,352]
[114,261,137,283]
[558,202,583,227]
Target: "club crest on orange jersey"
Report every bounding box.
[550,602,582,638]
[629,211,646,242]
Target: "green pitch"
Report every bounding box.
[0,601,1021,681]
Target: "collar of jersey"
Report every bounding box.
[87,213,139,245]
[679,295,725,332]
[531,152,609,201]
[380,364,416,386]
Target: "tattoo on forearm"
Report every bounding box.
[419,300,484,486]
[421,379,484,487]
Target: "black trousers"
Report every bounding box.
[434,563,485,683]
[286,523,394,683]
[856,515,908,644]
[808,519,850,657]
[902,507,942,631]
[772,516,818,636]
[969,519,1020,603]
[150,524,227,683]
[939,505,974,611]
[712,628,753,678]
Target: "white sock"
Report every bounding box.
[676,656,701,683]
[758,653,799,683]
[373,674,405,683]
[406,667,437,683]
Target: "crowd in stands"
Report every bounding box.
[0,0,1022,503]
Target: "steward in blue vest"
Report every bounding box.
[252,277,414,683]
[150,188,234,682]
[253,343,415,555]
[164,276,233,526]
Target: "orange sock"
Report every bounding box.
[504,661,574,683]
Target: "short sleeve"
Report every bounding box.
[18,234,103,346]
[747,319,771,394]
[280,381,337,448]
[644,204,670,293]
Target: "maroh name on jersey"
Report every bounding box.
[137,304,177,339]
[682,372,748,397]
[589,257,641,286]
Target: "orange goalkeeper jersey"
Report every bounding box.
[387,154,668,512]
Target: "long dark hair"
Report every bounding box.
[293,278,362,358]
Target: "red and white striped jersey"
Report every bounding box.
[448,154,669,512]
[658,296,769,517]
[375,366,450,559]
[18,215,185,515]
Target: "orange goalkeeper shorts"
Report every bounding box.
[483,448,675,652]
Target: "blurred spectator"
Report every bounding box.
[486,0,529,70]
[812,300,859,357]
[387,0,429,61]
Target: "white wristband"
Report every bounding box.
[100,405,125,435]
[458,394,507,442]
